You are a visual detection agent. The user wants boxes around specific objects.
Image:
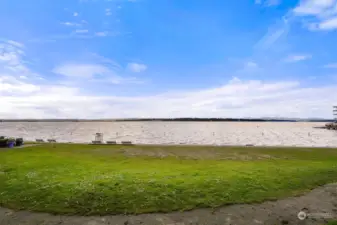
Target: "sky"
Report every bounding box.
[1,0,337,119]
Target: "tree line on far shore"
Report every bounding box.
[1,118,335,122]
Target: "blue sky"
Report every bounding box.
[0,0,337,119]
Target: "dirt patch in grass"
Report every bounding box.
[119,147,280,160]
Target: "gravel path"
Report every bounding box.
[1,183,336,225]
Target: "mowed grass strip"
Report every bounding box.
[327,221,337,225]
[0,144,336,215]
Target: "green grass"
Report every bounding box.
[0,144,337,215]
[327,221,337,225]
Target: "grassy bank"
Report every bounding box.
[0,144,337,215]
[327,221,337,225]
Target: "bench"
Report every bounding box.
[121,141,133,145]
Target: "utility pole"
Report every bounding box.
[334,106,337,122]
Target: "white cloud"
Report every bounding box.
[93,31,117,38]
[293,0,337,30]
[106,8,112,16]
[324,62,337,68]
[61,22,81,26]
[0,51,19,62]
[53,63,112,78]
[318,16,337,29]
[127,63,147,73]
[1,76,337,119]
[0,76,40,94]
[52,61,143,85]
[293,0,336,15]
[0,40,46,98]
[255,24,288,50]
[236,61,259,74]
[7,40,24,48]
[245,61,258,68]
[32,29,116,41]
[255,0,281,6]
[1,40,336,119]
[73,12,79,16]
[266,0,281,6]
[284,54,312,62]
[75,29,88,33]
[95,32,107,37]
[0,40,38,77]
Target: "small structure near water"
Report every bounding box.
[92,133,104,144]
[90,132,133,145]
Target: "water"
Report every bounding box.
[1,121,337,147]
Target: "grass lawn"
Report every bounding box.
[327,221,337,225]
[0,143,337,215]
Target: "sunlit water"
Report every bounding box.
[1,122,337,147]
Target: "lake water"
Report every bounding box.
[1,122,337,147]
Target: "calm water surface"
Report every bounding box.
[1,122,337,147]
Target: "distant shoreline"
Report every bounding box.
[0,118,334,122]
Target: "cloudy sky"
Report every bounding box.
[0,0,337,119]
